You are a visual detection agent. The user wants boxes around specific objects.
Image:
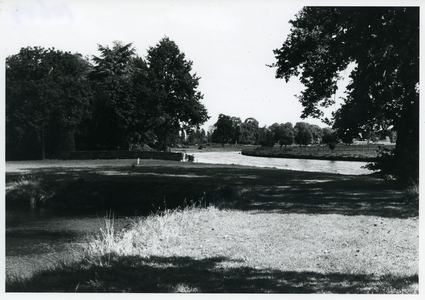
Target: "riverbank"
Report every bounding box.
[5,159,411,214]
[241,144,393,162]
[5,159,418,293]
[173,143,395,162]
[242,150,375,162]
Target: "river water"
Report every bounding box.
[6,153,372,277]
[188,151,372,175]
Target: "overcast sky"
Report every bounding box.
[1,0,393,131]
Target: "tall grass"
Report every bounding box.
[86,200,219,258]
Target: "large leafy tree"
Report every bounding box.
[239,117,259,144]
[146,37,209,151]
[309,124,323,145]
[269,123,282,144]
[322,127,338,151]
[258,126,275,148]
[271,7,419,182]
[211,114,234,145]
[186,128,207,145]
[6,47,92,160]
[294,122,313,147]
[212,114,243,145]
[82,41,153,150]
[278,122,295,148]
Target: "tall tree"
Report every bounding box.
[211,114,234,145]
[146,37,209,151]
[84,41,153,150]
[187,128,207,145]
[322,127,338,151]
[309,124,323,145]
[239,117,259,144]
[269,123,282,145]
[259,127,275,148]
[271,7,419,182]
[294,122,313,147]
[6,47,92,160]
[279,122,295,148]
[231,117,242,145]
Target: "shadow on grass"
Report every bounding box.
[6,164,418,218]
[6,254,418,293]
[6,164,419,294]
[6,229,80,256]
[225,178,418,218]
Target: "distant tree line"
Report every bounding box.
[208,113,393,150]
[6,38,209,160]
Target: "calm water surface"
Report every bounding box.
[188,151,372,175]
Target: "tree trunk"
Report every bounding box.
[393,94,419,183]
[40,129,45,160]
[160,129,169,152]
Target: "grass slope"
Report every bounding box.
[5,159,419,293]
[7,205,418,293]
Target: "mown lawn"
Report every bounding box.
[5,159,419,293]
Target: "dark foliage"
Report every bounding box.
[6,38,209,158]
[6,47,92,159]
[271,7,419,183]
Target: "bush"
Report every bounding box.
[365,147,396,179]
[6,175,53,208]
[403,183,419,207]
[365,147,418,185]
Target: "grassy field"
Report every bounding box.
[5,158,419,293]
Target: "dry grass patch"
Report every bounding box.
[76,205,418,293]
[6,204,418,293]
[90,206,418,276]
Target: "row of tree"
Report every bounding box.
[6,38,209,160]
[209,114,365,149]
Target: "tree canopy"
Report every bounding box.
[322,127,338,151]
[6,38,209,158]
[146,37,209,151]
[83,41,146,150]
[271,7,419,182]
[278,122,295,148]
[294,122,313,147]
[211,114,235,145]
[6,47,92,159]
[239,118,259,144]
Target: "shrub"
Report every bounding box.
[403,183,419,207]
[6,175,53,208]
[365,147,418,185]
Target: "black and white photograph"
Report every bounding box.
[2,0,421,296]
